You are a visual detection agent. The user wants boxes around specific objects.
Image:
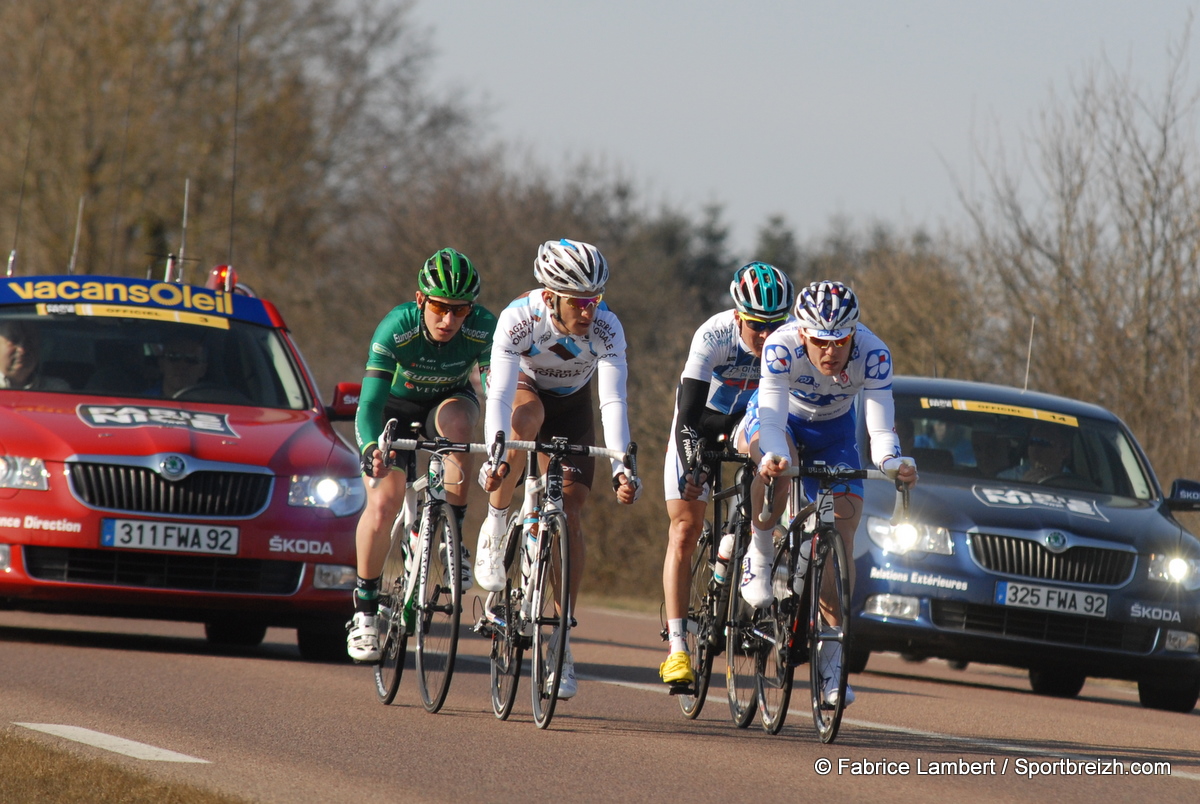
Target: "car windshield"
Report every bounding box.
[892,394,1154,500]
[0,307,308,409]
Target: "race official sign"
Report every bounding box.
[77,405,239,437]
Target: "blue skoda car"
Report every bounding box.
[850,376,1200,712]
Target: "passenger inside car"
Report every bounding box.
[0,319,70,391]
[1000,422,1076,483]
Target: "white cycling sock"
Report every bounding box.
[486,504,508,530]
[667,618,686,654]
[750,523,774,557]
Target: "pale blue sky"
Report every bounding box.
[410,1,1198,253]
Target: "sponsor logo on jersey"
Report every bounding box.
[78,405,238,437]
[765,343,791,374]
[507,319,534,345]
[865,349,892,380]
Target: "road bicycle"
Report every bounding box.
[474,435,638,729]
[661,438,756,721]
[371,419,492,713]
[728,459,912,743]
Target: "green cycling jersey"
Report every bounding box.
[354,301,497,454]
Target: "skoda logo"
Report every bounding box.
[1044,531,1069,553]
[159,455,187,480]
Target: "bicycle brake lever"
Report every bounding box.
[369,418,399,489]
[624,441,639,479]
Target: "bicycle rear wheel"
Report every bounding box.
[725,528,759,729]
[489,513,525,720]
[415,507,462,713]
[374,515,410,704]
[809,526,851,743]
[679,521,716,719]
[758,533,797,734]
[530,512,570,729]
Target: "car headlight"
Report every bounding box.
[313,564,356,590]
[0,456,49,491]
[288,476,365,517]
[1148,554,1200,590]
[866,516,952,555]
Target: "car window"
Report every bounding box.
[0,307,309,409]
[887,394,1153,500]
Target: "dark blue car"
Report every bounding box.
[850,376,1200,711]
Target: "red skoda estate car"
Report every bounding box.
[0,269,362,660]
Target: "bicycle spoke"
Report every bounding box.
[809,527,851,743]
[374,516,410,704]
[725,528,759,729]
[678,521,716,718]
[489,514,524,720]
[415,509,461,713]
[531,512,570,729]
[758,535,796,734]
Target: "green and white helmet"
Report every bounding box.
[418,248,481,301]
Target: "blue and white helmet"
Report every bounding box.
[534,239,609,296]
[730,262,793,319]
[794,280,860,339]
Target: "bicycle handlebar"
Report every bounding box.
[759,459,915,526]
[503,437,639,478]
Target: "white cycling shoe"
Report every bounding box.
[739,546,773,609]
[818,640,856,707]
[474,517,507,593]
[346,612,381,663]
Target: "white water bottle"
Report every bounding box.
[712,532,736,584]
[520,511,539,582]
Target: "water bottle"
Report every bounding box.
[520,509,540,582]
[712,532,736,585]
[792,539,812,595]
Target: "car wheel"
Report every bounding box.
[1137,677,1200,713]
[297,618,350,662]
[845,646,869,674]
[204,619,267,648]
[947,659,969,671]
[1028,668,1086,698]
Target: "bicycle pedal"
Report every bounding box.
[666,682,697,697]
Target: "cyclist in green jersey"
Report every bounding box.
[347,248,498,662]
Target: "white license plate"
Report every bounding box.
[101,519,239,555]
[994,581,1107,618]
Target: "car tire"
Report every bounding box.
[1028,668,1086,698]
[947,659,969,671]
[1137,677,1200,713]
[846,646,870,674]
[204,619,267,648]
[297,618,350,663]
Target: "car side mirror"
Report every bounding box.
[1166,479,1200,511]
[326,381,361,422]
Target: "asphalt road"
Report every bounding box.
[2,602,1199,803]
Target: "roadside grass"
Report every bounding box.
[0,730,248,804]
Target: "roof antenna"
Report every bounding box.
[1022,316,1036,392]
[8,13,50,277]
[109,55,136,275]
[162,179,192,284]
[226,25,242,267]
[67,196,85,274]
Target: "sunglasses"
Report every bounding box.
[164,351,205,365]
[425,299,474,318]
[740,315,787,333]
[560,294,603,311]
[807,334,853,349]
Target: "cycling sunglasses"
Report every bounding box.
[807,334,853,349]
[740,314,787,333]
[164,351,205,365]
[425,299,474,318]
[559,293,603,311]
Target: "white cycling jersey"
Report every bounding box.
[680,309,762,414]
[485,290,632,477]
[756,320,901,469]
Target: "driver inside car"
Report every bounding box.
[152,334,210,398]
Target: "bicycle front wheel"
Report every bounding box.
[758,533,797,734]
[679,521,716,719]
[415,507,462,713]
[374,515,410,705]
[725,529,759,728]
[809,526,851,743]
[489,513,525,720]
[530,512,570,729]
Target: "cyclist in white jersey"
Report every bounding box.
[475,238,642,700]
[658,262,794,687]
[743,280,918,707]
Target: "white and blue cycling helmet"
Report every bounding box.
[794,280,860,339]
[534,239,609,296]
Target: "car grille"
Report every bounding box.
[931,600,1157,653]
[68,463,272,517]
[23,547,302,595]
[970,533,1135,586]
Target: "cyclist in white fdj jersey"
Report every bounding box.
[475,238,642,700]
[743,280,917,707]
[658,262,794,688]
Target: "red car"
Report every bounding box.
[0,269,362,660]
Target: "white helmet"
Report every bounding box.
[794,280,860,338]
[534,239,609,295]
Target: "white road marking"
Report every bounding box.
[14,723,209,763]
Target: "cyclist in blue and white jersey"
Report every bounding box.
[658,262,794,687]
[743,280,918,707]
[475,238,642,700]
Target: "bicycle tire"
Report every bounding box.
[489,513,525,720]
[757,529,797,734]
[679,520,716,719]
[415,507,462,713]
[725,525,759,729]
[530,511,570,729]
[374,515,411,704]
[809,525,851,743]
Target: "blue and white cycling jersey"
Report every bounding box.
[680,309,762,415]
